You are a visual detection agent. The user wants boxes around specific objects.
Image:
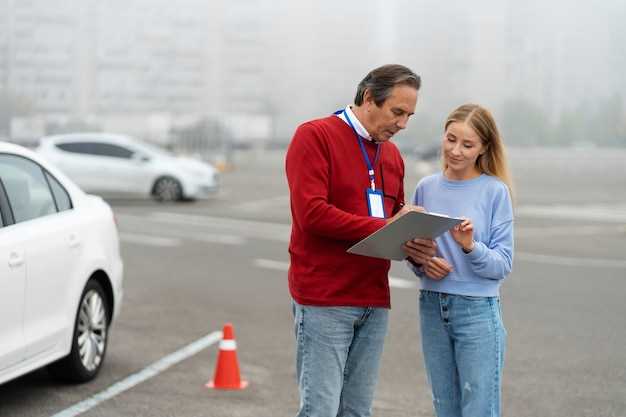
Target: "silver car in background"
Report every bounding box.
[37,133,220,202]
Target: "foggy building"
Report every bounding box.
[0,0,623,145]
[0,0,80,115]
[92,0,210,115]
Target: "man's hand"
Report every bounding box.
[386,204,424,224]
[403,238,437,265]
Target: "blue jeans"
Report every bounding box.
[292,300,389,417]
[419,290,506,417]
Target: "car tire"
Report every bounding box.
[48,280,110,383]
[152,176,183,202]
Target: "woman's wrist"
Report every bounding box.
[462,241,475,253]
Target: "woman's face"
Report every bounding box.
[442,121,485,178]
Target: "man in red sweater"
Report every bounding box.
[285,64,435,417]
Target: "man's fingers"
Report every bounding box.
[411,238,437,247]
[407,252,428,263]
[405,241,436,256]
[405,245,433,257]
[405,239,437,258]
[403,246,429,264]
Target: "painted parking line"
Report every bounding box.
[193,234,246,245]
[253,258,417,289]
[515,225,620,238]
[233,195,289,212]
[120,231,245,247]
[120,215,625,269]
[517,204,626,223]
[121,212,625,243]
[117,213,290,242]
[388,277,418,289]
[517,251,626,269]
[255,249,626,282]
[254,258,291,271]
[119,233,182,247]
[49,331,222,417]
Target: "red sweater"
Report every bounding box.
[285,115,405,308]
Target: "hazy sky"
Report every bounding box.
[2,0,625,144]
[263,0,626,139]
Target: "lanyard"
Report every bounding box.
[341,109,380,190]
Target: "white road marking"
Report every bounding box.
[388,277,418,289]
[119,214,626,269]
[516,225,624,238]
[119,233,181,247]
[147,212,291,242]
[118,217,250,246]
[254,258,290,271]
[193,234,246,245]
[517,251,626,269]
[517,204,626,223]
[233,195,289,212]
[50,331,222,417]
[120,211,626,244]
[253,258,417,289]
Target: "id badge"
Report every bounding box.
[365,189,386,219]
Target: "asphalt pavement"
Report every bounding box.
[1,148,625,417]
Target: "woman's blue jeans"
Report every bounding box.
[419,290,506,417]
[292,300,389,417]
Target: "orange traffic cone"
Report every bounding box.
[206,323,248,390]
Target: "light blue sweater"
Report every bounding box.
[409,172,514,297]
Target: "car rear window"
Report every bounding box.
[45,171,72,211]
[0,155,57,223]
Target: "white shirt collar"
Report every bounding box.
[336,105,373,141]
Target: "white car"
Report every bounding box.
[37,133,220,202]
[0,142,123,385]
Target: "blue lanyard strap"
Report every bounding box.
[342,109,380,190]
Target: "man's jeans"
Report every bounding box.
[292,301,389,417]
[419,290,506,417]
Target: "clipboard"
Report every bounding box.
[347,211,463,260]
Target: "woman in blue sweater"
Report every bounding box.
[405,104,514,417]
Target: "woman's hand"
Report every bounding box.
[404,238,437,265]
[423,257,453,280]
[450,217,475,252]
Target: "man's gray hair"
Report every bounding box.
[354,64,421,107]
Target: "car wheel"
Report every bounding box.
[48,280,109,383]
[152,176,183,202]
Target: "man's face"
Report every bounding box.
[364,84,417,142]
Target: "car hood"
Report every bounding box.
[174,156,216,174]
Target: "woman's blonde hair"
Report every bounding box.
[443,103,514,199]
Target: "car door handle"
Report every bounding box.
[68,233,81,248]
[8,252,24,268]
